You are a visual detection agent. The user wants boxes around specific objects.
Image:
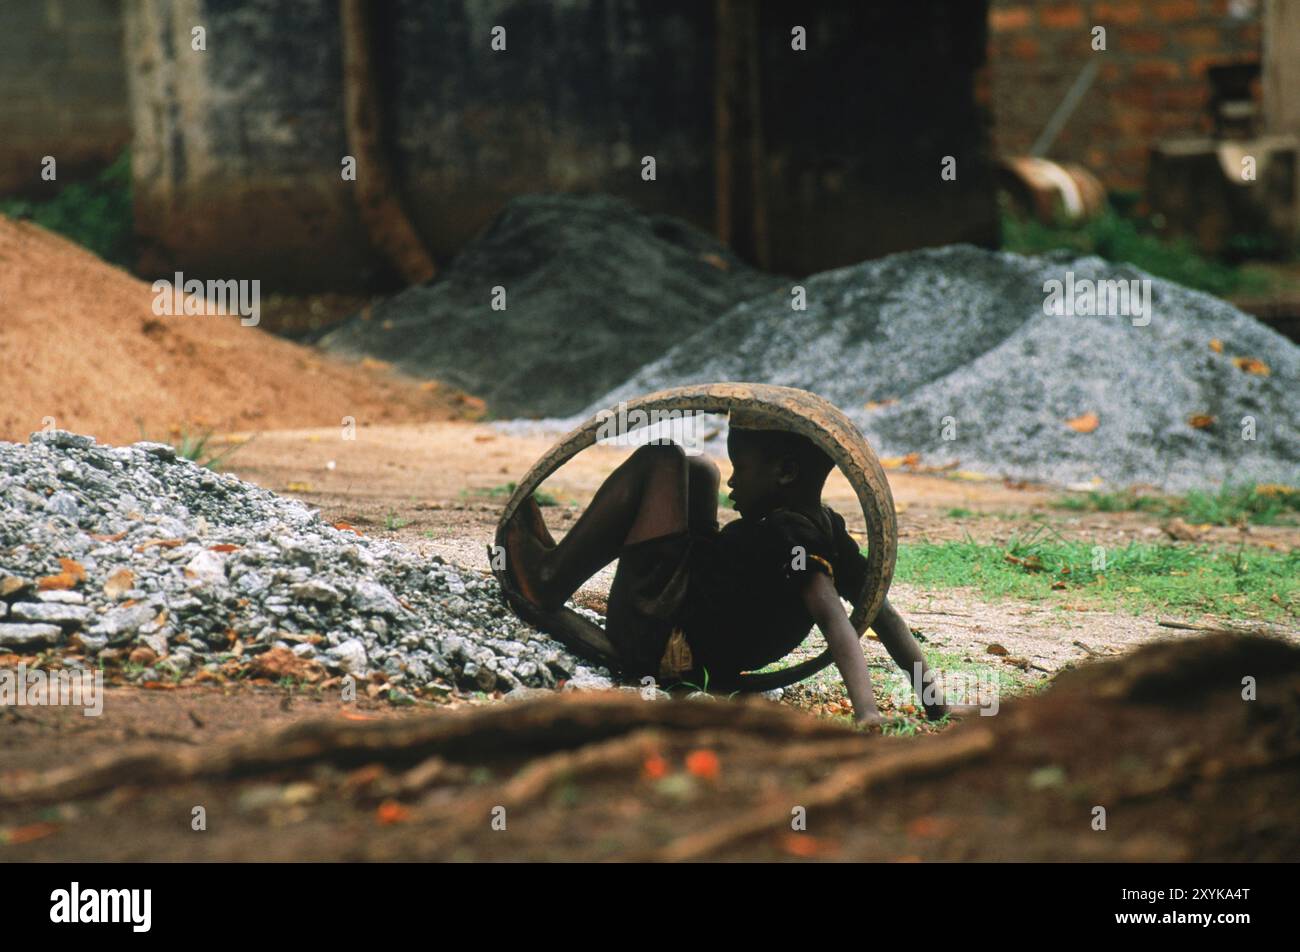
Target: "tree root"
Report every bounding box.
[649,726,997,861]
[0,692,846,805]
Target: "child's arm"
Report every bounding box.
[800,572,882,726]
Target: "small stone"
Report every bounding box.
[0,576,33,599]
[91,602,157,641]
[351,580,402,616]
[44,491,81,519]
[37,590,86,604]
[8,602,92,628]
[136,441,177,460]
[326,638,368,675]
[292,579,343,604]
[31,430,95,449]
[184,550,227,587]
[0,623,64,648]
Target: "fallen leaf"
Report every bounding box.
[642,753,669,780]
[1163,518,1203,542]
[1065,411,1099,433]
[1051,580,1068,590]
[1,822,60,845]
[135,538,184,551]
[103,568,134,599]
[906,816,957,838]
[129,646,158,666]
[375,801,410,825]
[1187,414,1215,429]
[37,573,77,591]
[1231,356,1270,376]
[1004,553,1044,572]
[333,522,360,534]
[780,833,837,857]
[89,530,128,542]
[685,749,721,781]
[208,543,240,553]
[1209,338,1224,353]
[986,643,1008,656]
[246,647,325,683]
[863,399,898,410]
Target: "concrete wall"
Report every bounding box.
[124,0,997,290]
[0,0,130,195]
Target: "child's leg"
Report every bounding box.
[505,442,698,610]
[872,598,979,720]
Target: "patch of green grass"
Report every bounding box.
[892,531,1297,622]
[945,507,975,518]
[718,490,734,510]
[135,422,250,471]
[0,150,134,266]
[384,511,409,531]
[1051,483,1300,526]
[1000,202,1278,297]
[466,482,560,507]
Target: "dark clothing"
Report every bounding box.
[604,505,869,681]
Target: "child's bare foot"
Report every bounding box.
[503,508,560,610]
[924,702,985,721]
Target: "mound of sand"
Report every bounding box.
[317,194,784,418]
[0,215,483,445]
[589,245,1299,490]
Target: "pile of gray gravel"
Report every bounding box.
[317,193,783,418]
[0,431,612,694]
[587,245,1299,490]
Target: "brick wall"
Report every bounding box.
[0,0,129,195]
[988,0,1262,192]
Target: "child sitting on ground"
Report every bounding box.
[502,412,975,726]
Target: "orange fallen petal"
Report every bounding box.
[780,833,836,857]
[1065,412,1099,434]
[642,753,669,780]
[685,749,721,781]
[1231,356,1270,376]
[376,800,410,825]
[37,573,77,591]
[1208,338,1223,353]
[3,822,60,845]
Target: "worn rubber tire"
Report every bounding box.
[492,383,897,692]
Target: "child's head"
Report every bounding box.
[725,426,835,516]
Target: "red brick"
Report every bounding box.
[1040,4,1085,29]
[1156,84,1208,109]
[1130,59,1184,82]
[1120,30,1166,54]
[1010,36,1041,60]
[1154,0,1199,23]
[1187,53,1250,77]
[1092,1,1145,26]
[1176,26,1221,50]
[989,6,1033,31]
